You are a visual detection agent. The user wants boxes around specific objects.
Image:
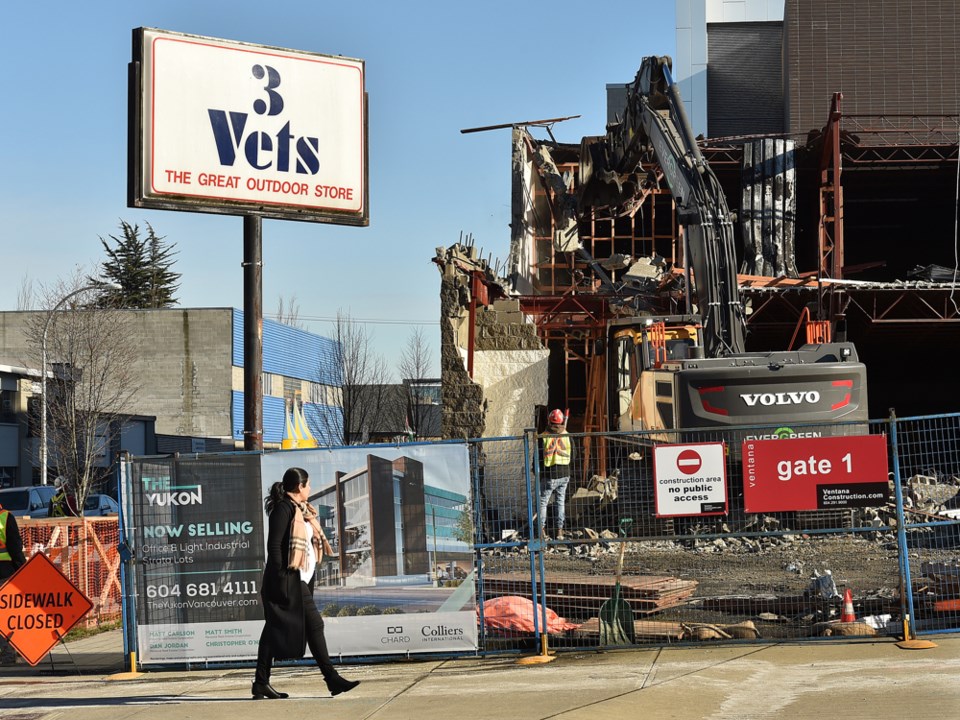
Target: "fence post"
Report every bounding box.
[890,408,937,649]
[470,442,487,649]
[517,428,556,665]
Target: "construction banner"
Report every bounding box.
[129,454,266,663]
[261,445,476,656]
[128,445,475,663]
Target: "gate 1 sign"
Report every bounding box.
[130,27,367,225]
[742,435,889,513]
[0,553,93,666]
[653,442,727,517]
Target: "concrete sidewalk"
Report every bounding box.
[1,629,959,719]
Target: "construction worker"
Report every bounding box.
[48,477,78,517]
[0,500,27,664]
[539,409,573,540]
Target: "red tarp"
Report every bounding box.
[480,595,578,634]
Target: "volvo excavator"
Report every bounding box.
[535,56,868,443]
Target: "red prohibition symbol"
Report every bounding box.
[676,449,702,475]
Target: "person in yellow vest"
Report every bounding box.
[48,476,79,517]
[539,409,573,540]
[0,501,26,665]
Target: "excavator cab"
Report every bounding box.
[608,316,703,432]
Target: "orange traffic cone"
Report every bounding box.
[841,588,856,622]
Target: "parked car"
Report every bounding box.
[0,485,57,518]
[83,494,119,517]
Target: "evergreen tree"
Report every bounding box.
[145,225,181,308]
[93,221,180,308]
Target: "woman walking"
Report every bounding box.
[253,466,360,700]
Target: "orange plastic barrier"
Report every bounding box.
[16,517,122,629]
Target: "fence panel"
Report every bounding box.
[472,435,546,654]
[478,419,905,652]
[890,413,960,636]
[18,517,122,628]
[106,411,960,661]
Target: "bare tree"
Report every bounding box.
[275,294,305,329]
[17,275,37,310]
[25,274,141,514]
[398,326,436,439]
[307,309,393,446]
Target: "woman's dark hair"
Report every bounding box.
[264,467,310,514]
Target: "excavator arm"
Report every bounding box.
[580,56,746,357]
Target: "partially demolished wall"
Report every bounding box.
[436,244,548,441]
[436,244,550,523]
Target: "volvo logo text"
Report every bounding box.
[740,391,821,407]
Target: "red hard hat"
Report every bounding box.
[548,409,565,425]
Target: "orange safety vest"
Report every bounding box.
[0,508,11,563]
[542,435,571,468]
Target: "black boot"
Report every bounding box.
[326,674,360,697]
[251,681,289,700]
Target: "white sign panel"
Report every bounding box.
[132,27,367,224]
[653,442,727,517]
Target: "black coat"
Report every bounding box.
[260,497,308,660]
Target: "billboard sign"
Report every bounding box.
[653,442,727,517]
[130,27,367,225]
[742,434,889,513]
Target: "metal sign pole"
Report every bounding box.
[243,215,263,451]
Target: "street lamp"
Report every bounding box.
[40,282,121,485]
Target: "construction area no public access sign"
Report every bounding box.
[653,442,728,518]
[0,552,93,666]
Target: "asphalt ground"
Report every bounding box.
[1,629,959,719]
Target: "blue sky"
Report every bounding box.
[1,1,675,376]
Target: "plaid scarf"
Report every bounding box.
[287,499,333,572]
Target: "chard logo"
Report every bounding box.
[740,391,820,407]
[146,485,203,507]
[208,65,320,175]
[382,626,408,644]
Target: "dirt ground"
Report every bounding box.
[481,524,960,642]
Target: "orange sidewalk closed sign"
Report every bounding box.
[0,552,93,666]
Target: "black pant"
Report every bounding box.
[255,581,337,684]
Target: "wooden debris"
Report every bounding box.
[813,621,878,637]
[577,618,759,642]
[576,617,684,642]
[482,572,698,616]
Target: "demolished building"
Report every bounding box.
[436,0,960,444]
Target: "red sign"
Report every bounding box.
[676,449,702,475]
[742,435,889,513]
[0,552,93,666]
